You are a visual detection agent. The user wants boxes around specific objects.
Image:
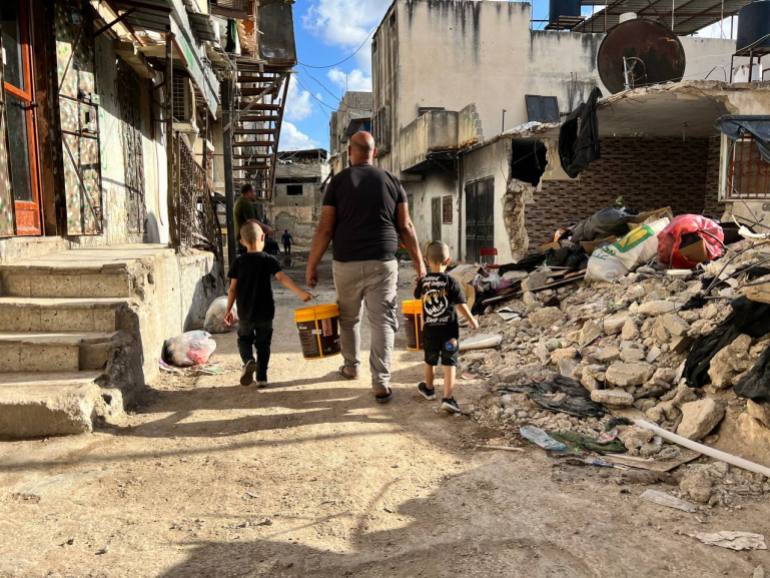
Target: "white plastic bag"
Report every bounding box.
[586,218,669,282]
[165,330,217,367]
[204,296,237,334]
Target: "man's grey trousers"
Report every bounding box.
[333,260,399,393]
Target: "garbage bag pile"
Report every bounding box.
[466,230,770,506]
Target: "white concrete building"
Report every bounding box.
[371,0,737,262]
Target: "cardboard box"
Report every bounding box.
[679,238,709,264]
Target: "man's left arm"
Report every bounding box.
[396,203,426,279]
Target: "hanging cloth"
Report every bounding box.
[718,115,770,163]
[559,87,603,178]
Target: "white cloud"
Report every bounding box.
[285,77,313,122]
[328,68,372,92]
[279,121,319,151]
[302,0,388,72]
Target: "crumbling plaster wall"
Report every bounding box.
[404,173,459,258]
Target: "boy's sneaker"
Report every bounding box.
[417,382,436,400]
[240,360,256,386]
[441,397,461,414]
[256,380,268,388]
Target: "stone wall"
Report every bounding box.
[524,137,722,247]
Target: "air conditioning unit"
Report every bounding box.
[172,75,198,135]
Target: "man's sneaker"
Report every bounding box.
[256,380,268,388]
[441,397,461,414]
[240,360,256,386]
[417,382,436,400]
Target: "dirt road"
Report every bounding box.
[0,258,768,577]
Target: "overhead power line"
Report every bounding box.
[297,26,377,69]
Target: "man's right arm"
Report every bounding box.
[397,203,426,279]
[306,205,336,287]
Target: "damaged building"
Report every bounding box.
[371,0,741,261]
[269,149,330,250]
[329,91,373,175]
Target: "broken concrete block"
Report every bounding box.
[619,425,654,454]
[680,467,713,504]
[646,345,662,363]
[619,345,646,363]
[606,361,654,387]
[661,313,689,337]
[522,291,539,308]
[579,320,603,347]
[591,346,620,363]
[739,411,770,448]
[603,312,630,335]
[651,367,677,385]
[707,334,753,389]
[528,307,564,328]
[558,357,580,379]
[747,400,770,429]
[677,398,725,441]
[638,300,677,316]
[590,388,634,407]
[620,319,639,340]
[550,347,578,364]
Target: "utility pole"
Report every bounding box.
[223,74,237,266]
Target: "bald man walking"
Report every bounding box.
[307,132,425,403]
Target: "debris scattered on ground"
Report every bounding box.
[163,331,217,367]
[689,531,767,551]
[641,489,698,513]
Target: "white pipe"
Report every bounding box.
[634,419,770,478]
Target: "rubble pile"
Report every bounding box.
[467,234,770,501]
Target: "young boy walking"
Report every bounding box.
[224,222,312,386]
[414,241,479,413]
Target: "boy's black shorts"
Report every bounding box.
[424,331,459,367]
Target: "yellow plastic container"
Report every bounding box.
[294,304,341,359]
[402,299,424,351]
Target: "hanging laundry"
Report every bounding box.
[559,87,602,178]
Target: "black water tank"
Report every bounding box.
[736,1,770,52]
[549,0,581,24]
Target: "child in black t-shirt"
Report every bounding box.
[414,241,479,413]
[224,222,312,387]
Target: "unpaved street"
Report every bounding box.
[1,258,768,577]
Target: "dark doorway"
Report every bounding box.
[465,177,494,262]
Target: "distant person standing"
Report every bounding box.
[282,229,294,255]
[233,183,275,256]
[306,131,425,404]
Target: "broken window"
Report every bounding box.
[722,135,770,200]
[525,95,559,123]
[510,139,548,186]
[442,195,453,224]
[286,184,303,196]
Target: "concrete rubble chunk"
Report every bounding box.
[739,412,770,447]
[606,361,654,387]
[528,307,564,328]
[638,300,677,316]
[619,425,654,453]
[747,400,770,429]
[677,398,726,441]
[603,312,629,335]
[707,334,753,389]
[680,467,714,504]
[620,319,639,340]
[590,388,634,407]
[641,489,697,513]
[661,313,689,337]
[619,345,646,363]
[550,347,578,364]
[591,346,620,363]
[558,357,580,379]
[579,320,603,347]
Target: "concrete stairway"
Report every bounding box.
[0,263,135,439]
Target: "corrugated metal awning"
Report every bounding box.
[575,0,750,34]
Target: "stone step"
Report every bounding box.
[0,264,132,298]
[0,297,127,333]
[0,332,118,373]
[0,372,107,439]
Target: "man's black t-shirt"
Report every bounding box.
[414,272,467,338]
[322,164,407,262]
[227,252,282,322]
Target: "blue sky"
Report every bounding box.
[280,0,732,151]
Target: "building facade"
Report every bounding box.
[371,0,737,262]
[329,91,373,175]
[269,149,330,250]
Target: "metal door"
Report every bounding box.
[465,178,494,261]
[1,1,42,236]
[431,196,441,242]
[55,1,102,235]
[117,62,145,233]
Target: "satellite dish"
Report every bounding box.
[597,19,686,94]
